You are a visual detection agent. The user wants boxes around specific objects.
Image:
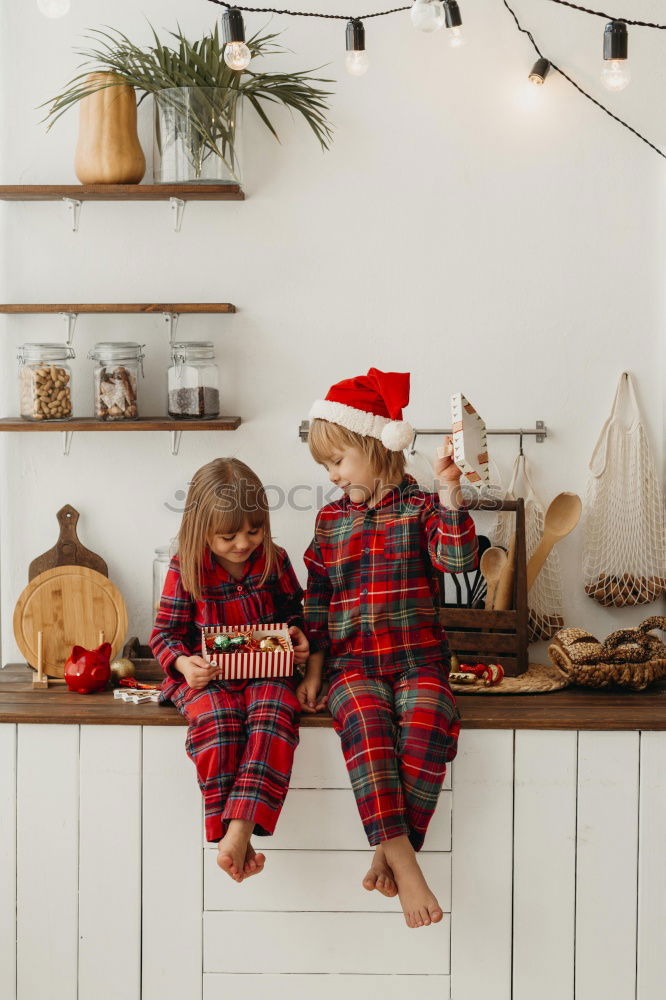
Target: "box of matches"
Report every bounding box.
[201,622,294,680]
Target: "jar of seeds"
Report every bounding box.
[88,342,145,421]
[17,343,75,421]
[167,341,220,419]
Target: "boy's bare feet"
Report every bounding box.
[383,835,444,928]
[243,842,266,879]
[362,845,398,897]
[216,819,257,883]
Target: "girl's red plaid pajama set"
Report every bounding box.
[303,473,478,851]
[149,544,307,843]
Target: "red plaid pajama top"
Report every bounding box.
[150,543,307,701]
[303,473,478,675]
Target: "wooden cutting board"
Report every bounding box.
[13,565,127,677]
[29,504,108,580]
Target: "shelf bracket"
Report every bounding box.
[536,420,546,444]
[163,311,180,346]
[60,312,78,346]
[62,429,74,456]
[170,429,183,456]
[170,197,186,233]
[63,197,82,233]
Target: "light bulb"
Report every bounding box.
[410,0,445,33]
[224,41,252,72]
[37,0,70,16]
[601,59,630,91]
[448,26,466,48]
[345,50,369,77]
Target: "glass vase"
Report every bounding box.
[153,87,242,185]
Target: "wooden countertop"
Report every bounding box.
[2,664,666,730]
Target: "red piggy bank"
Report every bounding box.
[64,642,112,694]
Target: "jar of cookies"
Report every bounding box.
[17,343,75,422]
[88,342,145,421]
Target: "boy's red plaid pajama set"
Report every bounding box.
[303,473,478,851]
[149,544,307,843]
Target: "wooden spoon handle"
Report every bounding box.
[494,534,516,611]
[526,534,558,592]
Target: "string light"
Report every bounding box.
[601,20,630,91]
[346,18,369,76]
[443,1,466,47]
[410,0,445,33]
[222,7,252,70]
[529,57,551,85]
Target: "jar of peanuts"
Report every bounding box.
[17,343,75,421]
[88,342,145,421]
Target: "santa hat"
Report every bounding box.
[308,367,414,451]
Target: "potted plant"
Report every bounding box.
[43,23,334,186]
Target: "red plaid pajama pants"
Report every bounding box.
[170,678,300,843]
[327,663,461,851]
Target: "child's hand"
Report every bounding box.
[175,654,218,690]
[434,434,463,483]
[289,626,310,665]
[296,675,329,713]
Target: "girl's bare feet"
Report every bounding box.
[383,835,444,928]
[362,844,398,897]
[216,819,255,882]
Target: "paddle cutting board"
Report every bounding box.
[29,504,108,580]
[13,565,128,677]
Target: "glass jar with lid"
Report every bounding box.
[167,341,220,419]
[153,543,174,620]
[88,342,145,421]
[17,343,75,422]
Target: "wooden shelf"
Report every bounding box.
[0,416,241,432]
[0,184,244,201]
[0,303,236,314]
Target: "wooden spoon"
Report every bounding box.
[481,547,507,610]
[494,533,516,611]
[526,492,582,592]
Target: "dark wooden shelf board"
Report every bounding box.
[0,303,235,314]
[0,416,241,432]
[0,184,244,201]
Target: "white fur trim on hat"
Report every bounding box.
[308,399,413,451]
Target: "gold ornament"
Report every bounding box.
[110,657,135,684]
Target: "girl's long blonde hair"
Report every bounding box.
[177,458,278,600]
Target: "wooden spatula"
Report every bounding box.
[526,492,582,592]
[29,504,108,581]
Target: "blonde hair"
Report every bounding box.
[177,457,278,600]
[307,418,406,485]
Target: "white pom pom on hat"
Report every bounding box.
[381,420,414,451]
[308,367,413,452]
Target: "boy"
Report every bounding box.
[297,367,478,928]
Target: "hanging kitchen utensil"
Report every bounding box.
[583,372,666,607]
[28,504,108,580]
[526,493,581,591]
[450,393,490,486]
[13,565,127,678]
[491,454,565,640]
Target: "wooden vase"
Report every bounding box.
[74,72,146,184]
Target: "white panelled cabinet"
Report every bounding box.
[1,723,665,1000]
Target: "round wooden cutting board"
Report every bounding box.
[13,565,128,677]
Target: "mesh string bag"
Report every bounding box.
[491,452,565,641]
[582,372,666,607]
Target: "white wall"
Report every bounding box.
[1,0,664,665]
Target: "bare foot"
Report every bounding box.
[362,845,398,897]
[383,836,444,928]
[216,819,253,883]
[242,842,266,879]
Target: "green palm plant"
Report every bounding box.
[42,23,334,180]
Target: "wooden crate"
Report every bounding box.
[439,497,528,676]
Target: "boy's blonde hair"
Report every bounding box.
[177,457,278,600]
[308,418,406,484]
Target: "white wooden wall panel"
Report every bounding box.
[575,731,639,1000]
[513,730,577,1000]
[0,724,16,1000]
[204,848,452,912]
[206,787,452,851]
[204,912,451,975]
[78,726,142,1000]
[16,724,79,1000]
[450,729,514,1000]
[637,731,666,1000]
[204,973,450,1000]
[142,727,203,1000]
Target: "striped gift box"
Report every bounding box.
[201,622,295,680]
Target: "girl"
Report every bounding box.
[150,457,310,883]
[298,367,478,929]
